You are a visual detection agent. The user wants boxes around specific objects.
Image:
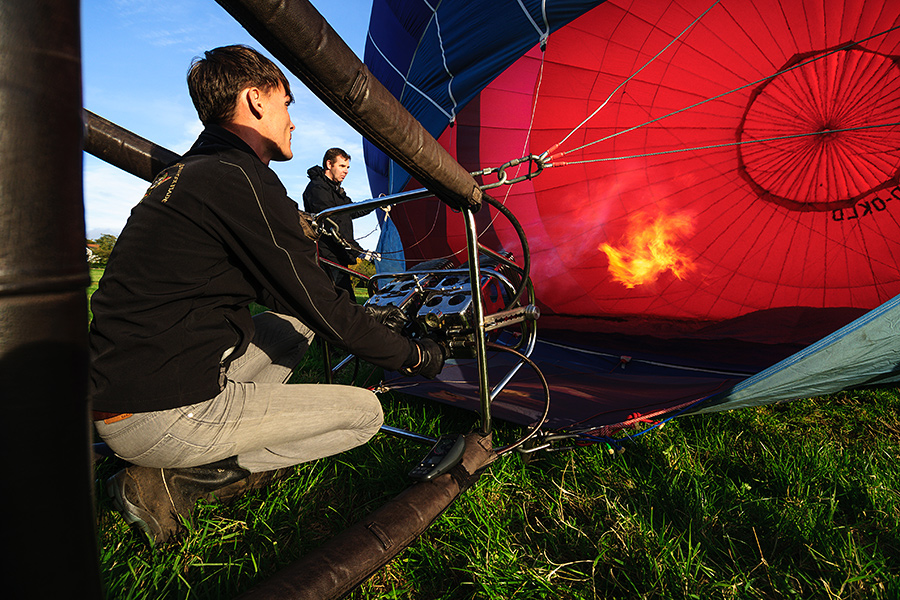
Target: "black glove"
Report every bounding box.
[400,338,446,379]
[365,304,408,333]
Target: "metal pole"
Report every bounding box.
[0,0,103,597]
[463,208,493,434]
[312,187,433,225]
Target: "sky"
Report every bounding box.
[81,0,382,249]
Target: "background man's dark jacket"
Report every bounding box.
[302,165,373,266]
[89,126,413,413]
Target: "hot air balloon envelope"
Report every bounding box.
[365,0,900,428]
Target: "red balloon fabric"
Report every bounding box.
[389,0,900,339]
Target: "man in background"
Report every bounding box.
[303,148,374,299]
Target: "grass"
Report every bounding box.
[88,267,103,323]
[89,275,900,599]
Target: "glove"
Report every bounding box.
[365,304,408,333]
[401,338,446,379]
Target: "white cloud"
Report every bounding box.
[83,158,148,237]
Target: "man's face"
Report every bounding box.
[260,84,294,162]
[325,156,350,183]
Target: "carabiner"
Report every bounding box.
[480,154,546,190]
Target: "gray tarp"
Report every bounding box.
[690,294,900,415]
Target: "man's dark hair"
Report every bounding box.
[187,45,293,125]
[323,148,351,169]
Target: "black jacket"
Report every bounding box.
[89,125,414,413]
[302,165,373,266]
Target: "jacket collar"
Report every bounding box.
[307,164,343,192]
[187,124,260,161]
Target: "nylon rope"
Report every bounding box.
[472,0,552,241]
[479,29,551,237]
[516,0,549,46]
[550,121,900,167]
[571,392,717,447]
[374,0,554,261]
[537,338,752,377]
[548,21,900,163]
[541,0,550,41]
[367,1,452,259]
[373,6,900,263]
[366,30,453,121]
[545,0,722,157]
[424,0,460,123]
[372,26,552,262]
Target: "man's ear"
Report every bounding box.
[245,87,265,120]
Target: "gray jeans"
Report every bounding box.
[95,312,383,472]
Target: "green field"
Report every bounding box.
[87,268,103,322]
[89,275,900,599]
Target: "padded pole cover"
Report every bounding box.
[237,433,497,600]
[83,109,180,183]
[0,1,103,597]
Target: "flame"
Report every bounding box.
[600,211,695,288]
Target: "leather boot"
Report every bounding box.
[203,467,294,505]
[106,457,250,545]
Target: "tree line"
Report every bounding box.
[86,234,376,283]
[86,234,117,266]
